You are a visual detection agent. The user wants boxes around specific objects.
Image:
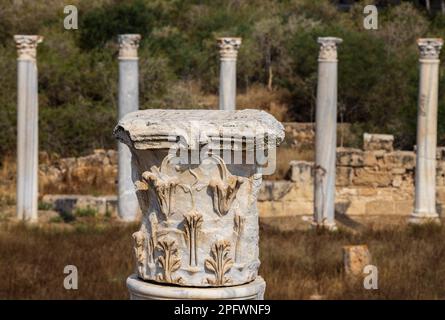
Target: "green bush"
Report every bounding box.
[38,201,53,211]
[74,207,98,218]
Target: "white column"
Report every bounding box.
[313,37,342,230]
[15,35,42,222]
[118,34,141,221]
[410,38,443,224]
[217,37,241,110]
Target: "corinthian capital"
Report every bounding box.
[417,38,443,60]
[317,37,342,61]
[118,34,141,59]
[14,35,43,61]
[217,37,242,61]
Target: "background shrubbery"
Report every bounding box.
[1,0,445,159]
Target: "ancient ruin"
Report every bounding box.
[14,35,43,222]
[314,37,342,230]
[114,109,284,299]
[117,34,141,222]
[217,37,242,110]
[410,38,443,224]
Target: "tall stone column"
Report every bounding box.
[410,38,443,224]
[14,35,43,222]
[313,37,342,230]
[217,37,241,110]
[118,34,141,221]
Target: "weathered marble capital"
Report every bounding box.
[217,37,242,61]
[118,34,141,60]
[317,37,342,61]
[114,109,284,291]
[417,38,443,61]
[14,35,43,61]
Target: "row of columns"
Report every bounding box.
[13,35,242,222]
[313,37,443,229]
[13,33,443,226]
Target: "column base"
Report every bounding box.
[311,220,338,231]
[126,274,266,300]
[408,212,441,225]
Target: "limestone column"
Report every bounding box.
[14,35,43,222]
[217,37,241,110]
[410,38,443,224]
[313,37,342,230]
[118,34,141,221]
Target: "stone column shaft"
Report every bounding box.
[411,38,443,224]
[118,34,141,221]
[15,35,42,222]
[217,37,241,110]
[314,37,342,230]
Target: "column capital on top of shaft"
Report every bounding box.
[118,34,141,60]
[217,37,242,61]
[417,38,443,61]
[14,35,43,61]
[317,37,342,61]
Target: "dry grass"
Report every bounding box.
[0,217,444,300]
[261,221,445,299]
[0,156,16,208]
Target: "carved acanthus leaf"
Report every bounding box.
[205,240,233,286]
[156,238,183,285]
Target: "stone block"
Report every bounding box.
[363,133,394,152]
[258,181,293,201]
[384,151,415,170]
[281,184,313,201]
[289,160,313,184]
[356,188,378,196]
[395,200,413,215]
[437,147,445,160]
[436,187,445,202]
[391,168,406,175]
[343,245,371,276]
[335,199,366,215]
[353,168,392,187]
[336,147,364,167]
[365,200,395,215]
[336,167,352,186]
[392,175,403,188]
[363,151,378,167]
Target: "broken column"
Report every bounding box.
[410,38,443,224]
[117,34,141,221]
[15,35,43,222]
[217,37,241,110]
[313,37,342,230]
[114,109,284,299]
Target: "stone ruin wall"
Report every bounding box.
[258,132,445,217]
[38,124,445,217]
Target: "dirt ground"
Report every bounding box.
[0,213,444,300]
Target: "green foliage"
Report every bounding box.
[74,207,97,218]
[60,210,76,223]
[1,0,445,158]
[49,216,63,223]
[38,201,53,211]
[78,0,156,50]
[39,103,116,157]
